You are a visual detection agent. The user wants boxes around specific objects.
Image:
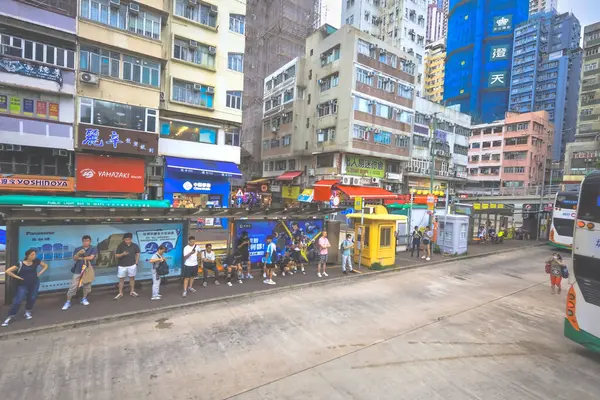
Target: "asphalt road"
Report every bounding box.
[1,246,599,400]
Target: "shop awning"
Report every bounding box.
[247,178,269,184]
[337,185,398,199]
[313,179,339,202]
[276,171,303,181]
[165,157,242,178]
[298,189,314,203]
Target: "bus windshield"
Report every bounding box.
[577,181,600,223]
[555,193,578,210]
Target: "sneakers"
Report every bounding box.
[421,256,426,259]
[114,293,123,300]
[24,311,32,320]
[227,282,233,287]
[317,272,322,278]
[322,272,329,277]
[215,281,220,286]
[188,287,197,293]
[238,279,243,284]
[272,272,277,277]
[80,298,90,306]
[182,290,188,298]
[263,272,267,278]
[130,291,139,297]
[151,296,161,300]
[426,257,431,261]
[1,317,12,327]
[202,281,208,288]
[343,270,348,275]
[349,269,354,273]
[62,301,71,311]
[246,274,254,279]
[267,279,276,285]
[263,279,269,284]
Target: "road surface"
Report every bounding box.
[1,246,599,400]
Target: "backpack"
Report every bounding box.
[156,260,170,276]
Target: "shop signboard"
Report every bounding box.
[76,154,145,193]
[282,185,300,199]
[345,155,385,178]
[77,124,158,156]
[493,15,512,33]
[0,57,63,86]
[0,174,74,192]
[18,223,184,291]
[163,173,230,209]
[233,219,324,264]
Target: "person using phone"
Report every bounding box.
[182,236,200,298]
[62,235,97,310]
[149,245,167,300]
[114,233,140,299]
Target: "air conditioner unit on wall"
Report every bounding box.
[79,72,99,85]
[352,177,361,186]
[371,177,380,184]
[109,0,120,7]
[189,40,198,48]
[129,3,139,13]
[342,176,352,185]
[308,169,315,176]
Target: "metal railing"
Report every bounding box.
[460,184,561,197]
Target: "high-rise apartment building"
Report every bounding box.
[426,0,445,43]
[342,0,428,95]
[241,0,317,180]
[508,11,582,162]
[468,111,553,192]
[563,22,600,185]
[444,0,529,123]
[529,0,557,15]
[260,24,417,193]
[424,39,445,103]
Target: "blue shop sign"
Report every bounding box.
[164,174,231,196]
[165,156,241,179]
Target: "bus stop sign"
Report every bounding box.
[354,196,363,211]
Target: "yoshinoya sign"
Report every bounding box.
[76,154,145,193]
[0,174,74,192]
[0,57,63,86]
[77,124,158,156]
[493,15,512,32]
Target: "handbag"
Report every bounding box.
[545,263,551,274]
[81,260,95,284]
[561,266,569,279]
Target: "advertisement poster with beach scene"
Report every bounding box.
[18,223,184,291]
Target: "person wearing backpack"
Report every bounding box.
[2,249,48,327]
[149,245,167,300]
[340,233,354,275]
[410,226,422,258]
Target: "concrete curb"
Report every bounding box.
[0,243,547,340]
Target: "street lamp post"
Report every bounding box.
[429,113,439,226]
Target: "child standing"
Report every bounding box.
[546,253,566,294]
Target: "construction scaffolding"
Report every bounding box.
[241,0,319,180]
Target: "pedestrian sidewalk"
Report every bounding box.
[0,240,543,336]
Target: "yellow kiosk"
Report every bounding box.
[348,205,408,268]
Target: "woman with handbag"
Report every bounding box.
[2,249,48,327]
[546,253,567,294]
[149,245,167,300]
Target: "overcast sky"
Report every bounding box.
[323,0,600,30]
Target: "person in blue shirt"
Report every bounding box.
[3,249,48,327]
[263,235,277,285]
[62,235,97,310]
[340,233,354,275]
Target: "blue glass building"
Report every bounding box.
[508,11,582,161]
[444,0,530,123]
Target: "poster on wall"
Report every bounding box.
[0,95,7,112]
[18,223,184,291]
[233,219,324,264]
[35,100,47,117]
[48,103,59,120]
[10,96,21,114]
[0,225,5,252]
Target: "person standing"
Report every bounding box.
[149,245,167,300]
[201,243,219,287]
[421,226,432,261]
[237,231,252,279]
[317,231,331,278]
[2,249,48,327]
[62,235,97,310]
[114,233,141,299]
[340,233,354,275]
[182,235,200,297]
[410,226,422,258]
[263,235,277,285]
[546,253,566,294]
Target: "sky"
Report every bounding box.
[323,0,600,30]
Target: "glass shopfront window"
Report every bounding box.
[159,120,217,144]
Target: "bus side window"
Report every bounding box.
[578,183,600,223]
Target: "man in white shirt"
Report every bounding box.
[202,243,220,287]
[182,236,200,298]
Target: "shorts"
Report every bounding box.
[203,262,218,272]
[266,263,275,270]
[318,254,328,264]
[293,252,303,263]
[118,265,137,278]
[182,264,198,278]
[423,240,430,245]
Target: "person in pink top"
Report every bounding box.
[317,231,331,278]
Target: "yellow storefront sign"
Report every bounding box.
[282,185,300,199]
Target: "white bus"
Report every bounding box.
[565,171,600,353]
[549,191,578,250]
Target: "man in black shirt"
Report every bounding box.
[237,231,252,279]
[114,233,141,299]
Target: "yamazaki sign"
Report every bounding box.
[76,154,145,193]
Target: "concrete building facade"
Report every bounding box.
[468,111,554,191]
[529,0,557,15]
[508,11,582,162]
[424,39,445,103]
[260,24,417,192]
[563,22,600,185]
[426,0,445,44]
[342,0,428,95]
